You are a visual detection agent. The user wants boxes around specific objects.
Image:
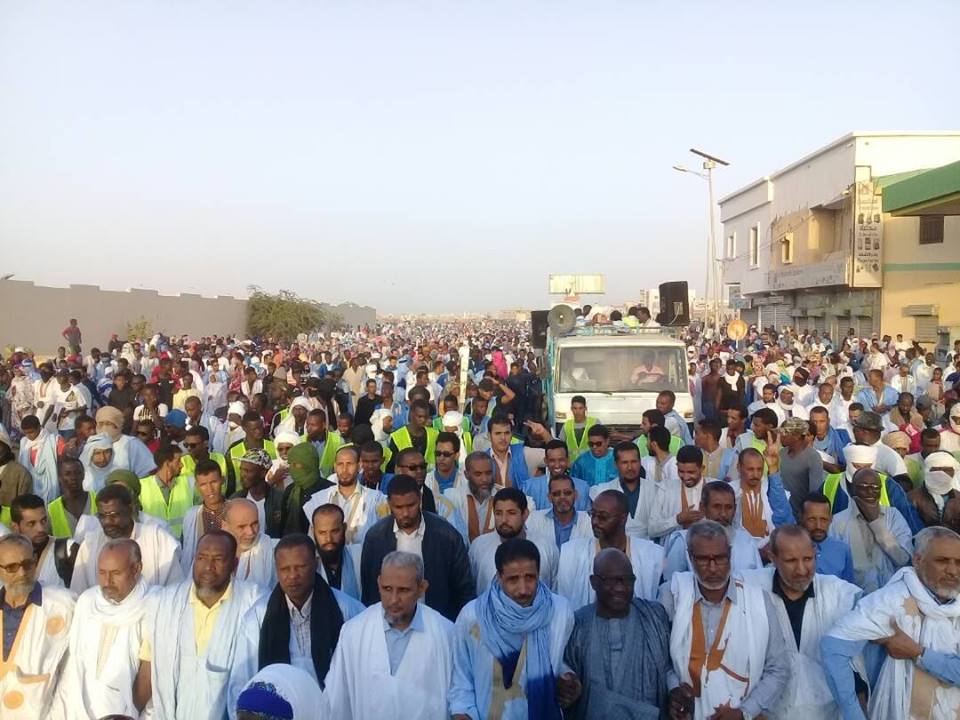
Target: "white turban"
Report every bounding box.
[370,408,393,443]
[442,411,464,431]
[844,444,878,484]
[228,401,246,418]
[80,433,116,492]
[274,431,301,448]
[925,451,960,498]
[290,397,312,412]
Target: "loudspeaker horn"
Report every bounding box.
[547,304,576,335]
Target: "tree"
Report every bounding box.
[246,286,327,342]
[125,317,153,341]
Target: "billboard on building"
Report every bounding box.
[851,180,883,287]
[548,274,606,295]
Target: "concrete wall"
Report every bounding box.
[0,280,376,353]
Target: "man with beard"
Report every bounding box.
[0,533,74,719]
[312,504,362,600]
[221,497,277,592]
[557,490,664,609]
[444,451,498,542]
[823,526,960,719]
[95,406,156,478]
[71,483,183,592]
[303,446,381,545]
[663,481,763,584]
[524,440,592,513]
[135,531,261,720]
[526,475,594,549]
[741,525,860,719]
[557,548,672,719]
[663,520,789,720]
[640,443,706,542]
[9,493,77,588]
[468,487,558,593]
[229,534,364,705]
[323,551,456,719]
[801,492,855,582]
[58,538,148,719]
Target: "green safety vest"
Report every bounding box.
[635,434,683,457]
[823,472,890,507]
[230,440,278,481]
[432,416,472,433]
[180,452,228,478]
[0,506,11,527]
[563,417,597,462]
[391,426,439,467]
[318,431,344,475]
[905,458,924,490]
[139,475,196,539]
[48,492,98,539]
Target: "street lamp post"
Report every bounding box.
[674,149,729,333]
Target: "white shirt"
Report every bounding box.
[252,497,267,532]
[394,518,426,557]
[286,593,313,674]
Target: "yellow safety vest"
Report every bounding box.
[229,440,277,481]
[563,417,597,462]
[391,426,438,467]
[0,506,11,527]
[139,475,196,539]
[823,472,890,507]
[634,434,682,457]
[48,492,98,539]
[180,452,228,478]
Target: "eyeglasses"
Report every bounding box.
[588,441,605,448]
[594,573,636,589]
[0,558,36,574]
[399,464,427,472]
[183,442,202,449]
[435,451,456,458]
[690,553,731,567]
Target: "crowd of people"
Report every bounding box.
[1,316,960,719]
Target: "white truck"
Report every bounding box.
[545,327,693,440]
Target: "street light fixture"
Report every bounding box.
[673,149,729,332]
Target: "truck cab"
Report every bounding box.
[545,327,693,441]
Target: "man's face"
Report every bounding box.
[869,371,883,389]
[810,412,829,437]
[898,395,914,417]
[688,535,731,591]
[548,479,576,515]
[196,472,223,507]
[396,454,427,484]
[544,448,569,479]
[498,558,539,607]
[590,495,625,540]
[779,390,794,407]
[677,462,702,489]
[916,537,960,601]
[337,417,352,436]
[142,387,157,405]
[922,434,942,457]
[97,547,142,603]
[410,407,430,432]
[359,450,383,478]
[849,410,863,431]
[751,416,770,439]
[465,458,495,499]
[388,491,422,531]
[802,501,832,543]
[590,558,635,615]
[571,402,587,423]
[193,536,236,593]
[725,408,745,430]
[12,507,49,548]
[164,454,183,478]
[305,414,326,441]
[494,500,527,539]
[589,434,609,458]
[772,533,815,594]
[185,398,202,423]
[655,394,673,414]
[22,426,40,442]
[335,452,359,485]
[490,424,512,453]
[701,490,735,527]
[762,387,776,404]
[275,545,317,603]
[738,453,765,488]
[640,416,653,435]
[97,499,135,539]
[378,563,425,627]
[818,383,834,403]
[615,449,641,482]
[184,432,209,461]
[313,512,346,561]
[852,472,882,505]
[243,419,264,442]
[840,379,854,399]
[59,461,84,495]
[0,541,37,597]
[241,459,267,489]
[435,441,457,475]
[472,398,489,417]
[225,503,260,552]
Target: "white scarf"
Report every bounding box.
[723,372,741,390]
[80,433,116,492]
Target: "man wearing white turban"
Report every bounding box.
[79,432,116,492]
[94,406,155,478]
[907,452,960,529]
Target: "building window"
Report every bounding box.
[749,225,759,267]
[781,232,794,264]
[919,215,944,245]
[726,233,736,259]
[915,315,939,343]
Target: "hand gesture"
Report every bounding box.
[677,509,705,528]
[763,431,781,474]
[556,671,582,708]
[853,494,880,522]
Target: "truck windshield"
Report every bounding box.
[557,345,687,393]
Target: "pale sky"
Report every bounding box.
[2,1,958,314]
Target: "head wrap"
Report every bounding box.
[79,433,116,492]
[290,397,312,412]
[781,417,809,436]
[442,410,464,430]
[236,664,322,720]
[228,401,247,419]
[106,469,142,511]
[274,431,301,448]
[240,449,273,469]
[844,444,878,485]
[286,443,321,516]
[370,408,393,443]
[96,406,125,441]
[882,431,910,452]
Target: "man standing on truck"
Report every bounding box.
[562,396,597,462]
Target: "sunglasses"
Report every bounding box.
[399,463,427,472]
[435,451,457,458]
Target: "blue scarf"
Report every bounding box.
[477,580,561,720]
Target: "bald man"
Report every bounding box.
[222,498,277,592]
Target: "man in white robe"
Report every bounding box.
[829,467,913,592]
[16,417,60,503]
[450,538,575,720]
[59,538,150,720]
[323,551,455,719]
[642,444,708,543]
[9,494,70,589]
[741,525,860,720]
[823,526,960,720]
[558,489,664,609]
[311,503,362,600]
[469,487,558,593]
[302,445,381,545]
[663,480,763,583]
[95,406,156,478]
[222,498,277,592]
[445,451,499,544]
[662,520,790,720]
[135,531,261,720]
[0,533,74,720]
[589,442,647,537]
[71,483,183,593]
[228,534,364,717]
[526,475,594,549]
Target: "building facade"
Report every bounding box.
[719,132,960,340]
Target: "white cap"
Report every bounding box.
[274,431,301,447]
[228,401,246,418]
[442,411,464,429]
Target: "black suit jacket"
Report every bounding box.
[231,485,286,539]
[360,511,475,621]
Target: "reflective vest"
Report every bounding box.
[139,474,196,539]
[229,440,277,480]
[823,472,891,508]
[180,452,228,478]
[48,492,97,539]
[391,426,439,467]
[634,434,683,457]
[563,417,597,462]
[0,506,10,527]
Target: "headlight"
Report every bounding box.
[683,411,694,420]
[555,411,567,420]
